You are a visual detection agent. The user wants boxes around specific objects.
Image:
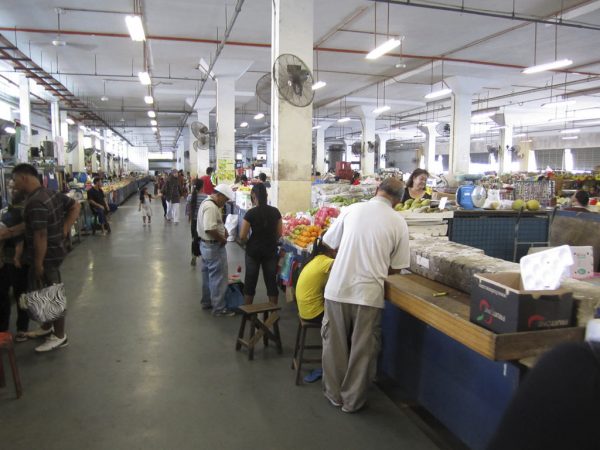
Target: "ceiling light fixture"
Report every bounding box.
[152,127,157,132]
[144,95,154,104]
[366,38,401,60]
[471,137,485,141]
[561,135,579,140]
[138,71,151,86]
[150,119,157,126]
[513,133,527,137]
[125,15,146,42]
[240,122,249,128]
[79,125,86,131]
[4,126,16,134]
[373,105,391,115]
[337,117,351,123]
[147,110,156,118]
[523,58,573,74]
[560,128,580,134]
[312,80,327,90]
[425,88,452,100]
[65,118,75,125]
[253,112,264,120]
[520,139,533,143]
[312,125,321,130]
[541,99,576,108]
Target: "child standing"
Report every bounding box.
[139,186,153,225]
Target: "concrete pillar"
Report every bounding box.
[499,125,514,174]
[379,135,388,169]
[270,0,313,212]
[195,105,212,177]
[71,128,85,172]
[359,106,375,175]
[18,77,31,162]
[58,111,68,168]
[252,141,259,160]
[266,139,272,170]
[417,124,438,171]
[216,76,236,184]
[50,101,61,164]
[315,123,333,175]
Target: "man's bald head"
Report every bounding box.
[377,177,405,205]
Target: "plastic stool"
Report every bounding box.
[291,318,322,385]
[0,332,23,399]
[236,303,282,361]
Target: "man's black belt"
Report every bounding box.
[200,238,218,243]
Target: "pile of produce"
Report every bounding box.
[511,199,540,211]
[394,199,441,213]
[328,196,361,207]
[282,216,311,237]
[287,224,323,248]
[282,206,340,249]
[313,206,339,228]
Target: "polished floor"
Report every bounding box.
[0,189,441,450]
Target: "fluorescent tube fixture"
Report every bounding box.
[337,117,351,123]
[562,135,579,140]
[471,137,485,141]
[138,71,151,85]
[253,113,265,120]
[150,119,157,126]
[520,139,533,143]
[560,128,580,134]
[312,80,327,90]
[125,15,146,41]
[240,122,249,128]
[541,99,576,109]
[372,105,391,115]
[152,127,158,132]
[147,110,156,118]
[513,133,527,137]
[366,38,401,60]
[424,88,452,100]
[79,125,86,131]
[66,118,75,125]
[312,125,321,130]
[4,126,16,134]
[522,59,573,74]
[144,95,154,104]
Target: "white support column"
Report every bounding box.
[315,122,333,175]
[58,111,68,168]
[417,123,438,172]
[271,0,313,212]
[216,76,236,184]
[50,101,61,163]
[252,141,259,160]
[499,125,514,174]
[266,139,272,170]
[18,77,31,163]
[359,106,375,175]
[378,133,390,170]
[71,128,85,173]
[195,105,212,177]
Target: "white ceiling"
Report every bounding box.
[0,0,600,151]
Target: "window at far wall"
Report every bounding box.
[535,149,564,171]
[572,148,600,171]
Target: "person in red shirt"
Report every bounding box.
[200,167,216,195]
[351,172,361,186]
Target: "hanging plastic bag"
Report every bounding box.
[224,214,238,242]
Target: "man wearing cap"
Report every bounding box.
[197,183,235,317]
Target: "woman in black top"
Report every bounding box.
[239,183,282,305]
[401,168,432,203]
[188,179,204,266]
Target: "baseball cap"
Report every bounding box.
[214,183,234,200]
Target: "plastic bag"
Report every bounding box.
[225,214,238,242]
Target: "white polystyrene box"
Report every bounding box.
[520,245,574,291]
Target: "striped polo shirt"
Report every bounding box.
[24,187,76,266]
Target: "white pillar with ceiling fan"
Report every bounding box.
[216,76,236,183]
[359,105,376,176]
[270,0,314,212]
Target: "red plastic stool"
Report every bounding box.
[0,332,23,399]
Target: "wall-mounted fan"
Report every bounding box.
[367,140,378,153]
[65,141,78,153]
[256,73,271,105]
[351,141,362,156]
[31,9,97,51]
[273,54,314,107]
[435,122,451,137]
[84,147,96,157]
[191,121,209,151]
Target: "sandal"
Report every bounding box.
[14,332,28,343]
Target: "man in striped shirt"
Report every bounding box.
[11,164,80,352]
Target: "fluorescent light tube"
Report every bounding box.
[424,88,452,100]
[366,38,401,60]
[337,117,351,123]
[66,118,75,125]
[240,122,249,128]
[144,95,154,104]
[312,125,321,130]
[513,133,527,137]
[150,119,157,126]
[520,139,533,143]
[522,58,573,74]
[541,99,576,108]
[312,80,327,90]
[373,105,391,115]
[138,71,151,85]
[561,135,578,140]
[125,15,146,42]
[253,113,264,120]
[471,137,485,141]
[147,110,156,118]
[79,125,86,131]
[152,127,157,132]
[560,128,581,134]
[4,126,16,134]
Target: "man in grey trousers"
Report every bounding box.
[321,177,410,413]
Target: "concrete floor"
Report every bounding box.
[0,189,440,450]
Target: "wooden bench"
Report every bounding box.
[236,303,283,360]
[0,332,23,399]
[291,318,322,385]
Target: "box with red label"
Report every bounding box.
[470,272,574,334]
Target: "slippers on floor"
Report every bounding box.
[303,368,323,383]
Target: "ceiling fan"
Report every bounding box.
[31,8,97,51]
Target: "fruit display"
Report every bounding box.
[393,199,439,213]
[287,224,323,248]
[313,206,339,228]
[282,216,311,237]
[511,198,541,211]
[282,206,340,250]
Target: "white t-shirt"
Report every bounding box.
[323,196,410,309]
[197,198,225,240]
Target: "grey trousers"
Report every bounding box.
[321,299,382,412]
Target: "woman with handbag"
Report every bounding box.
[187,179,205,266]
[239,183,282,305]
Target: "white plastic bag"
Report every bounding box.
[225,214,238,242]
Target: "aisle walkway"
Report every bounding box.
[0,190,440,450]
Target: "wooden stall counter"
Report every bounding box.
[385,273,584,361]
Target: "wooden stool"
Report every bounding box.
[236,303,283,361]
[291,318,322,385]
[0,332,23,399]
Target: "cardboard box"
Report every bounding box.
[470,272,574,334]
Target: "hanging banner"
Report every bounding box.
[217,158,235,184]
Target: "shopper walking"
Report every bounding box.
[164,170,182,223]
[87,177,111,235]
[0,182,29,341]
[138,186,153,226]
[321,177,409,413]
[197,183,235,316]
[200,167,216,195]
[157,175,168,218]
[187,179,206,266]
[11,163,81,352]
[239,183,282,305]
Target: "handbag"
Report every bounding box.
[191,236,201,257]
[19,283,67,323]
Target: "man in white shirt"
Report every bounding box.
[197,183,235,317]
[321,177,409,413]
